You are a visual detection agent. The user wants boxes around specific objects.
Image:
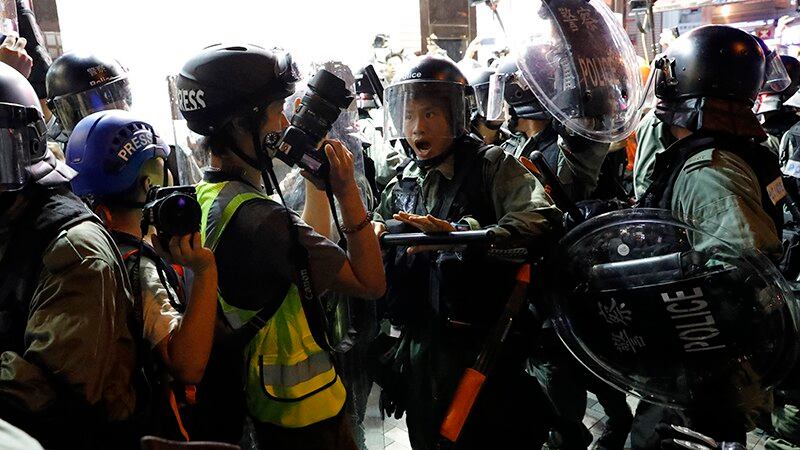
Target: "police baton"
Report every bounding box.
[439,263,532,445]
[521,151,584,225]
[380,229,495,247]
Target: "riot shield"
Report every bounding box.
[166,75,206,184]
[514,0,643,143]
[546,209,800,410]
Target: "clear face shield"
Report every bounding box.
[384,81,467,151]
[514,0,644,143]
[48,77,133,134]
[0,103,45,191]
[761,50,792,95]
[486,72,508,122]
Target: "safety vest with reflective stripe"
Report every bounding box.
[196,179,346,428]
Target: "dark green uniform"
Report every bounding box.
[376,136,560,450]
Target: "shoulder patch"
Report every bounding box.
[767,177,787,205]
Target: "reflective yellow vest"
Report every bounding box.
[196,179,346,428]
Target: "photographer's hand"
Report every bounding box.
[151,232,218,384]
[324,140,386,300]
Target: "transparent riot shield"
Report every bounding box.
[166,75,205,184]
[514,0,643,143]
[545,209,800,411]
[278,61,383,450]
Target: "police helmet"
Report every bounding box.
[176,43,300,136]
[654,26,768,138]
[383,55,471,143]
[46,52,132,135]
[66,110,170,199]
[467,66,493,119]
[495,57,548,120]
[0,63,73,191]
[757,55,800,115]
[655,26,765,105]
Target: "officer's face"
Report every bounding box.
[403,97,453,160]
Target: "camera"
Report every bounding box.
[142,185,202,249]
[265,69,354,181]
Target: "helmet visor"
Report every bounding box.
[0,128,32,190]
[473,82,490,118]
[486,73,508,122]
[383,81,467,141]
[762,51,792,94]
[49,77,132,134]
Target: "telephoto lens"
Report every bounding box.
[267,69,354,181]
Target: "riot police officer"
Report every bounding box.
[375,54,561,450]
[45,52,132,140]
[758,55,800,157]
[494,57,610,203]
[465,66,507,145]
[633,24,786,447]
[493,54,633,449]
[354,66,403,195]
[0,60,137,449]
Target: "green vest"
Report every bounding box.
[196,179,346,428]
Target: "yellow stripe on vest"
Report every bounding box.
[196,180,345,428]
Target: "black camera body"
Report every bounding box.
[142,185,202,249]
[266,69,354,182]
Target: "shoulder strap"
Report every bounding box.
[431,145,492,220]
[637,134,717,209]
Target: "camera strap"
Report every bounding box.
[258,148,334,353]
[324,179,348,251]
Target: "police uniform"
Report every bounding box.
[630,25,788,447]
[376,135,560,450]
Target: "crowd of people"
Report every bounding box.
[2,1,800,450]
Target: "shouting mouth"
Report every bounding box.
[413,139,432,156]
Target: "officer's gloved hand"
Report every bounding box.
[655,424,745,450]
[379,387,406,420]
[563,199,625,232]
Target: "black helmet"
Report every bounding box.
[655,26,764,105]
[0,63,74,190]
[781,55,800,99]
[495,57,548,120]
[46,52,132,134]
[176,43,300,136]
[354,66,378,110]
[383,55,471,143]
[756,55,800,115]
[654,25,767,138]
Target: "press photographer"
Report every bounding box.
[176,43,384,449]
[65,110,218,439]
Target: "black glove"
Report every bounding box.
[563,199,625,231]
[379,387,406,420]
[655,424,745,450]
